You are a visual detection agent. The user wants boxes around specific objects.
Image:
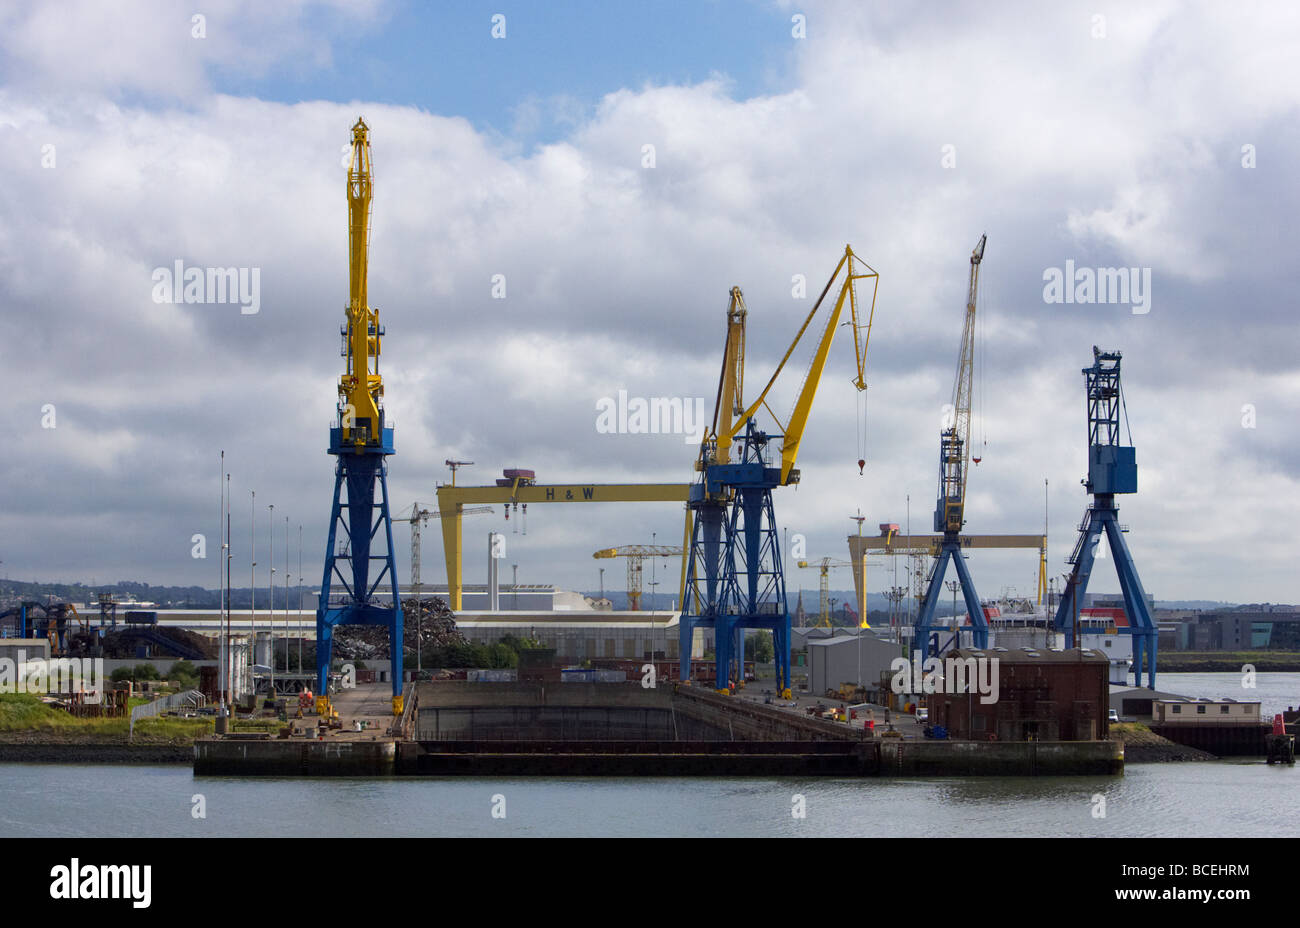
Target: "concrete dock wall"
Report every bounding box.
[670,686,865,742]
[194,737,396,776]
[878,739,1123,776]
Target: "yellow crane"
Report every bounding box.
[338,118,385,448]
[703,245,879,484]
[593,545,686,611]
[796,558,854,627]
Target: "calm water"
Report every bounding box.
[1,673,1294,838]
[1152,672,1299,717]
[0,760,1296,837]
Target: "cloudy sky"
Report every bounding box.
[1,0,1296,606]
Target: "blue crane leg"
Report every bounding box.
[1103,515,1157,689]
[949,548,987,648]
[1054,517,1103,647]
[915,546,953,659]
[314,447,404,707]
[378,463,404,700]
[315,467,346,695]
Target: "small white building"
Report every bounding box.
[1152,697,1261,725]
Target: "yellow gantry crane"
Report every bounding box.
[593,545,686,611]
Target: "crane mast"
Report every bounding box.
[914,234,989,660]
[936,233,985,533]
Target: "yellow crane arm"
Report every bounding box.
[709,287,748,467]
[728,245,879,484]
[339,117,384,446]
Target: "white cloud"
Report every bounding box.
[1,0,1297,605]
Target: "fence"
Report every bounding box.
[129,689,206,738]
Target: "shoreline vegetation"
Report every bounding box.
[0,694,280,764]
[1158,651,1300,673]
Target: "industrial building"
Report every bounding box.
[453,610,686,662]
[805,631,902,695]
[927,648,1110,741]
[1175,605,1300,650]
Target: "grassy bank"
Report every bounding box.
[0,694,280,744]
[1159,651,1300,673]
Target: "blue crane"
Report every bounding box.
[1053,347,1157,688]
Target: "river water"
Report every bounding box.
[0,673,1295,838]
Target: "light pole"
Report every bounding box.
[219,452,226,713]
[284,514,289,684]
[268,502,275,699]
[297,524,303,675]
[512,564,518,610]
[226,474,232,704]
[250,489,256,699]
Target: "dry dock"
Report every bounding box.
[193,682,1122,777]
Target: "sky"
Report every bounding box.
[1,0,1297,606]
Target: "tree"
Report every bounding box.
[747,631,775,663]
[167,660,198,686]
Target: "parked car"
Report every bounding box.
[915,707,929,723]
[1108,708,1120,723]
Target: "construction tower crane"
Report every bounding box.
[795,557,868,628]
[592,545,685,610]
[314,118,406,716]
[681,244,880,697]
[408,503,493,595]
[915,234,989,659]
[1053,347,1157,688]
[444,460,474,487]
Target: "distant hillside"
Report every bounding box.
[0,579,311,611]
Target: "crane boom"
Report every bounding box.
[709,288,748,467]
[340,118,384,448]
[726,245,879,485]
[936,234,986,533]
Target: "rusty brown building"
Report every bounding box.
[927,648,1110,741]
